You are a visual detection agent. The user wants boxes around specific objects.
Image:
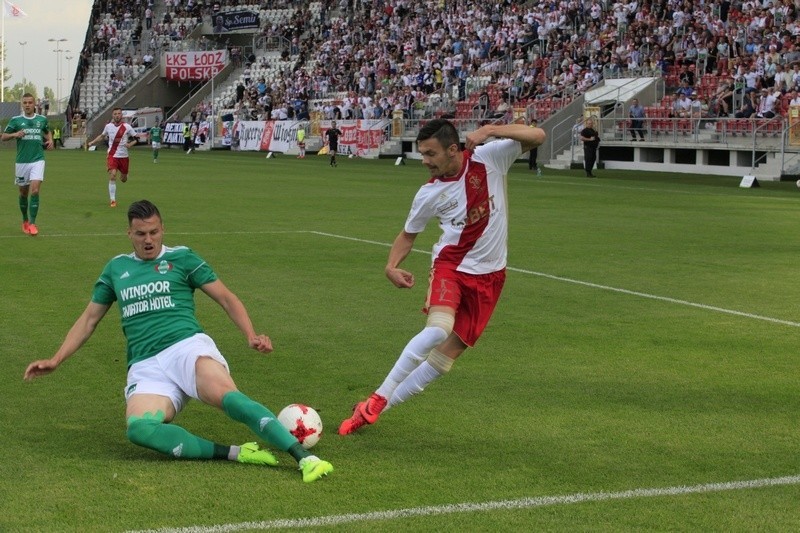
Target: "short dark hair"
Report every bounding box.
[416,119,460,149]
[128,200,161,225]
[22,92,34,100]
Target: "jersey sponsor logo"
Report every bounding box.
[120,280,176,318]
[120,280,171,300]
[450,195,496,229]
[437,198,458,216]
[156,260,173,274]
[20,127,43,141]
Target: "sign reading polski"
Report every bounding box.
[164,50,229,81]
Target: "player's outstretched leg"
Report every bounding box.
[222,391,334,482]
[338,392,387,435]
[126,411,277,466]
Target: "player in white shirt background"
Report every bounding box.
[87,107,138,207]
[339,118,545,436]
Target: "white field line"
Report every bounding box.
[310,231,800,328]
[7,228,799,328]
[511,176,800,202]
[127,474,800,533]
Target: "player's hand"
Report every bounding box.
[249,334,273,353]
[45,140,54,150]
[465,127,492,151]
[23,359,59,381]
[386,267,414,289]
[16,130,26,139]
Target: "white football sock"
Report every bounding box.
[376,326,447,400]
[388,361,442,408]
[109,181,117,201]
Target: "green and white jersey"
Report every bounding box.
[4,113,49,163]
[149,126,162,143]
[92,245,218,367]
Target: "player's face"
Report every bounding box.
[128,215,164,261]
[21,97,35,116]
[418,138,460,177]
[112,109,123,124]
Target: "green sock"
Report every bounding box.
[154,150,159,160]
[29,194,39,223]
[222,390,309,460]
[19,195,28,221]
[127,413,226,459]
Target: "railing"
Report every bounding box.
[398,116,510,141]
[551,115,584,164]
[563,114,800,175]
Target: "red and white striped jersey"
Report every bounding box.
[404,139,521,275]
[102,121,136,158]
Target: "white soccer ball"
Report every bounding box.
[277,404,323,449]
[796,179,800,188]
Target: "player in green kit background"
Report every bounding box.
[23,200,333,483]
[148,123,162,163]
[1,93,53,236]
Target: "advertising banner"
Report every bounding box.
[210,10,260,33]
[231,119,390,154]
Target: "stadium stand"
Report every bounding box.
[60,0,800,177]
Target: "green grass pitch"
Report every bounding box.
[1,146,799,531]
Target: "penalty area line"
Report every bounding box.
[127,474,800,532]
[310,231,800,328]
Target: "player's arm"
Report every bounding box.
[385,230,418,289]
[23,302,111,380]
[465,123,545,154]
[1,127,24,141]
[43,128,54,150]
[87,131,107,147]
[125,126,138,148]
[200,279,273,353]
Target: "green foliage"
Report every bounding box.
[4,80,38,101]
[2,149,800,531]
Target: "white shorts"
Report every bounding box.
[124,333,229,413]
[151,142,161,149]
[14,161,45,186]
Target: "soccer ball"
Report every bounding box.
[277,404,323,449]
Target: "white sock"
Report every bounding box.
[299,455,319,468]
[388,361,442,408]
[375,326,447,400]
[108,181,116,200]
[228,445,240,461]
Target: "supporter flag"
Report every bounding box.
[4,0,27,17]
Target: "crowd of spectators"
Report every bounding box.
[75,0,800,132]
